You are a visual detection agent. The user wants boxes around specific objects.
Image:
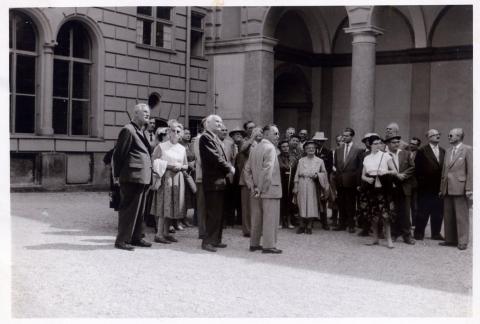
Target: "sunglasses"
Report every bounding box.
[390,140,400,144]
[429,133,441,137]
[170,129,181,134]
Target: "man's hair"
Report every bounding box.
[243,120,254,130]
[134,103,149,113]
[344,127,355,137]
[206,114,221,123]
[299,129,308,134]
[263,124,278,133]
[286,127,295,132]
[386,122,399,131]
[452,128,465,140]
[410,137,421,145]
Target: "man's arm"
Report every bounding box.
[465,146,473,194]
[259,145,276,193]
[199,134,232,175]
[112,127,133,178]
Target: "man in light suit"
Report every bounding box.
[414,129,445,240]
[199,115,235,252]
[112,103,153,251]
[439,128,473,250]
[333,127,363,233]
[244,124,283,254]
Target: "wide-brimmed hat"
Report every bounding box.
[311,131,328,141]
[362,132,379,143]
[384,134,401,143]
[229,128,246,137]
[303,140,318,148]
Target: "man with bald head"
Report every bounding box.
[439,128,472,250]
[112,103,153,251]
[199,114,235,252]
[414,129,445,241]
[385,122,409,150]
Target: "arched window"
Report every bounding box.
[53,21,92,135]
[9,11,37,134]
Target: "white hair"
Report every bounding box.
[134,103,149,113]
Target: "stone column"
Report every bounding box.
[344,27,382,139]
[38,43,55,135]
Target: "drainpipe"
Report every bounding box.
[185,7,192,129]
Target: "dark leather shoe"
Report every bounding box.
[262,248,282,254]
[131,239,152,247]
[333,226,346,231]
[414,233,424,240]
[249,245,263,252]
[296,227,305,234]
[403,237,416,245]
[213,243,227,248]
[165,236,178,243]
[457,244,468,250]
[358,230,369,237]
[305,228,312,235]
[115,242,134,251]
[202,244,217,252]
[348,227,356,233]
[431,234,444,241]
[154,236,171,244]
[322,224,330,231]
[243,233,251,238]
[439,241,457,247]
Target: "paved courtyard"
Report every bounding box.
[10,192,473,317]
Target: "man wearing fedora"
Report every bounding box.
[312,131,333,230]
[385,134,416,245]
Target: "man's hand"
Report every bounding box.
[466,191,473,199]
[229,166,235,175]
[113,177,120,186]
[253,187,260,198]
[396,173,406,181]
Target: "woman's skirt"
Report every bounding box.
[152,169,187,220]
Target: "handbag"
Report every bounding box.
[109,184,121,211]
[183,170,197,194]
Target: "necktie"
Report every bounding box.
[150,133,153,141]
[451,147,456,163]
[344,143,349,160]
[433,146,439,162]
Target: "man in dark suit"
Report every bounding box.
[439,128,472,250]
[199,114,235,252]
[385,134,416,244]
[413,129,445,240]
[112,103,153,251]
[333,127,363,233]
[312,131,333,230]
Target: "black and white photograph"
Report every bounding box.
[2,0,478,321]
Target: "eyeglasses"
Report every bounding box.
[429,133,441,137]
[390,140,400,144]
[170,129,181,134]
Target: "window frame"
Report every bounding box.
[136,6,176,51]
[9,11,38,134]
[190,11,205,58]
[53,22,93,137]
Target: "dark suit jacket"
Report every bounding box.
[334,143,363,188]
[414,144,445,193]
[389,149,415,196]
[440,144,473,196]
[199,130,232,191]
[316,147,333,176]
[113,122,152,185]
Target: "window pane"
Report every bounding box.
[141,20,152,45]
[53,59,69,98]
[16,55,36,94]
[155,22,164,47]
[191,13,203,29]
[137,7,152,16]
[15,13,36,52]
[71,100,89,135]
[55,24,70,56]
[156,7,171,20]
[73,62,90,99]
[15,95,35,133]
[9,53,12,93]
[9,14,12,49]
[191,30,203,56]
[72,22,91,59]
[53,98,68,134]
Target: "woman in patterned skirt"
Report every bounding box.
[151,120,189,244]
[360,135,397,248]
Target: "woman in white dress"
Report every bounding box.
[361,135,397,248]
[151,121,189,244]
[293,141,327,234]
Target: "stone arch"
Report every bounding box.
[374,6,415,51]
[54,14,105,138]
[14,8,55,46]
[407,6,427,48]
[331,16,350,53]
[428,5,472,47]
[262,6,330,53]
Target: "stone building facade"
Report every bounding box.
[9,5,472,190]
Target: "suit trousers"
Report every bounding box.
[443,195,469,245]
[240,186,251,235]
[116,182,148,244]
[414,191,443,238]
[391,187,412,239]
[337,187,357,229]
[196,182,207,238]
[203,189,225,245]
[250,197,280,249]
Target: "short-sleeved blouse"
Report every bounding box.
[363,151,391,174]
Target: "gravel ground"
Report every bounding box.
[10,192,473,317]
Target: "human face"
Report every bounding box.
[427,130,441,145]
[299,130,308,141]
[183,130,191,142]
[386,123,398,137]
[232,133,244,144]
[169,126,182,144]
[387,139,400,152]
[280,142,289,154]
[147,119,156,131]
[286,128,295,138]
[305,143,316,156]
[448,130,461,145]
[134,105,150,126]
[245,122,256,137]
[371,140,382,153]
[265,126,280,145]
[217,127,228,140]
[289,137,299,148]
[409,140,420,152]
[342,131,353,144]
[336,136,343,147]
[206,115,223,133]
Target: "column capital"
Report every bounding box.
[344,26,384,44]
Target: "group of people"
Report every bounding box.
[110,103,472,253]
